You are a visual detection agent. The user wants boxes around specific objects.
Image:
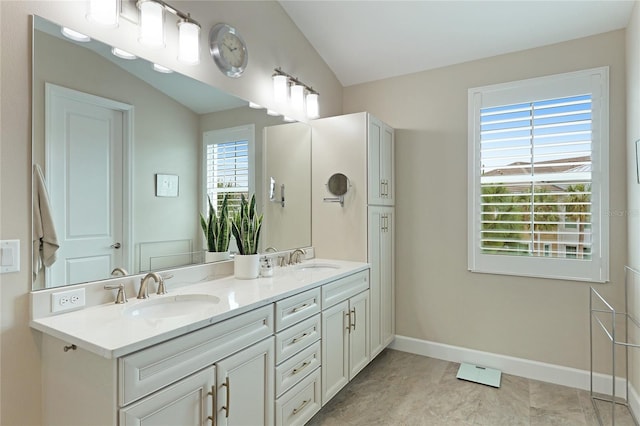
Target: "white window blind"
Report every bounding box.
[203,125,254,212]
[468,67,609,282]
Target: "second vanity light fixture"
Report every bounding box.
[86,0,201,65]
[273,67,320,119]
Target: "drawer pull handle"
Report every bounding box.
[207,386,216,426]
[222,377,230,418]
[293,303,309,313]
[292,332,310,344]
[292,361,311,375]
[292,399,310,415]
[346,312,351,333]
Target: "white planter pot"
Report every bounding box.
[234,254,260,279]
[205,251,230,263]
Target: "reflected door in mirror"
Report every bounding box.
[44,84,130,287]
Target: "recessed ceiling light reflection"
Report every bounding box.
[152,63,173,73]
[111,47,137,60]
[61,27,91,42]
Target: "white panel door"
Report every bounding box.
[46,84,128,286]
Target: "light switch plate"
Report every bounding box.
[0,240,20,273]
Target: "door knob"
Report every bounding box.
[111,242,121,249]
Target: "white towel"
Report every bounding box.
[32,164,59,279]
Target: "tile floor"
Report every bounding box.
[308,349,637,426]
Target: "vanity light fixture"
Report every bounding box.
[177,16,200,64]
[273,74,288,104]
[61,27,91,42]
[306,92,319,119]
[273,67,320,119]
[88,0,118,26]
[249,102,263,109]
[267,109,280,117]
[135,0,201,63]
[112,47,137,60]
[290,83,305,111]
[283,116,295,122]
[138,0,164,47]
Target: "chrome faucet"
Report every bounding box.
[289,248,306,264]
[138,272,161,299]
[265,246,278,253]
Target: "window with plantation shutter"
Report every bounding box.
[202,125,255,213]
[468,67,609,282]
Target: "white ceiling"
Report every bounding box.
[280,0,635,87]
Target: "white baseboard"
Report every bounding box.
[390,335,639,420]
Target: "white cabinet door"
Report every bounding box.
[321,300,349,404]
[321,290,371,405]
[215,337,274,426]
[348,290,370,379]
[367,115,395,206]
[120,366,214,426]
[369,206,395,358]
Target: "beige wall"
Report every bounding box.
[0,2,342,425]
[344,31,627,371]
[626,1,640,397]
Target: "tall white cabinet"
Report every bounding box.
[312,112,395,361]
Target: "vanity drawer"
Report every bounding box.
[275,313,321,364]
[275,367,322,426]
[275,287,321,331]
[119,304,273,406]
[275,341,321,397]
[321,270,369,308]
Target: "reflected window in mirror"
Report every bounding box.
[203,125,255,212]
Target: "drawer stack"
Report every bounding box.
[273,287,323,426]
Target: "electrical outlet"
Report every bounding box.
[51,288,86,313]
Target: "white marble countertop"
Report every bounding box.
[30,259,369,359]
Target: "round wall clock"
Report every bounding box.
[209,23,248,78]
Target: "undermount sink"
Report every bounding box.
[294,263,340,272]
[123,294,221,319]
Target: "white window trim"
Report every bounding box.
[467,67,609,283]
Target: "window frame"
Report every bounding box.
[467,67,609,283]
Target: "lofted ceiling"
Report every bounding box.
[279,0,635,87]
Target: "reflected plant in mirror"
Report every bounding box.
[31,16,311,290]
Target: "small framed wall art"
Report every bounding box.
[156,173,179,197]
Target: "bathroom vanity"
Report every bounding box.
[32,259,373,426]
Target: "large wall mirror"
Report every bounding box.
[32,16,311,290]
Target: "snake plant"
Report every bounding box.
[231,194,263,255]
[200,193,231,252]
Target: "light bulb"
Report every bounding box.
[306,93,319,119]
[88,0,118,26]
[273,74,288,103]
[138,0,164,48]
[178,19,200,65]
[291,84,305,110]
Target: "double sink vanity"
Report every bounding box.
[31,257,376,426]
